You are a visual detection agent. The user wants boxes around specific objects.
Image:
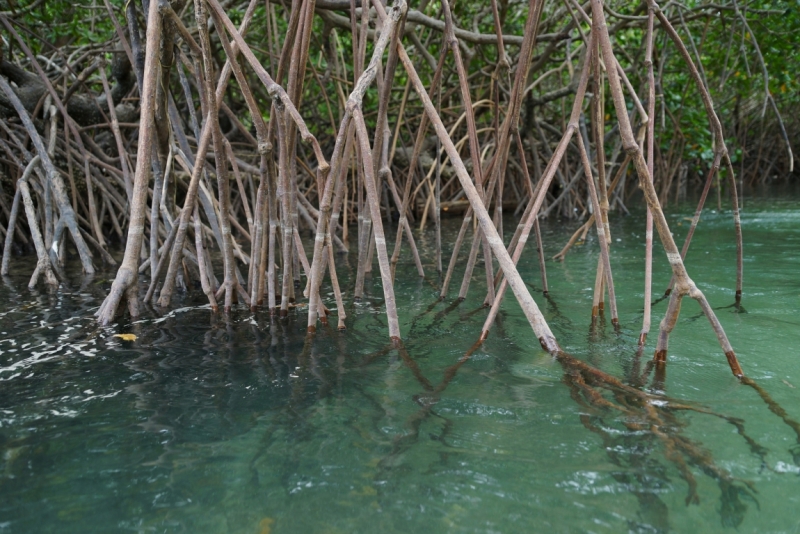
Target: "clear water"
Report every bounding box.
[1,195,799,533]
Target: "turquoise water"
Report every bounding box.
[1,195,799,533]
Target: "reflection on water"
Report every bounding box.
[1,196,800,533]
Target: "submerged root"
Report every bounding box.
[556,347,761,525]
[364,312,769,529]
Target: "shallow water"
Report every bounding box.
[1,194,799,533]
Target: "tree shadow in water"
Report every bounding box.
[366,293,800,530]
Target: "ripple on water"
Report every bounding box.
[0,197,800,532]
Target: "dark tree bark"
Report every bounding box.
[0,51,136,126]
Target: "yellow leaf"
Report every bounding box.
[350,485,377,496]
[258,518,275,534]
[113,333,137,341]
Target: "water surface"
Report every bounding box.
[1,195,799,533]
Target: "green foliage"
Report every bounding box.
[5,0,797,178]
[7,0,126,50]
[630,0,800,171]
